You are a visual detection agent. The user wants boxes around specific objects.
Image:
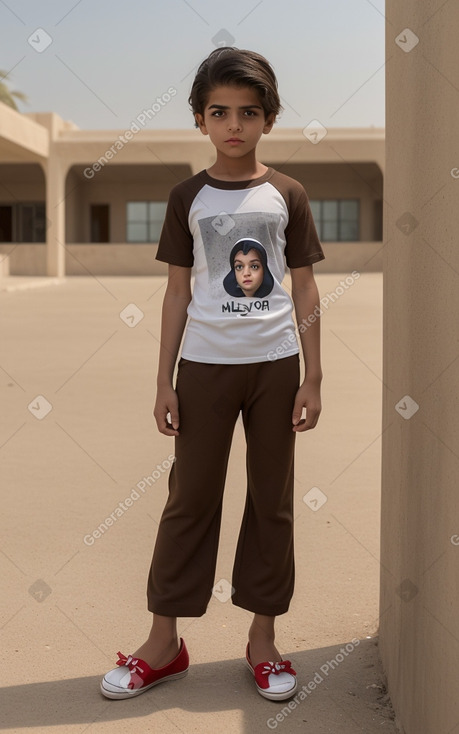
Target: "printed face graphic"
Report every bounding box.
[233,249,264,297]
[222,237,274,298]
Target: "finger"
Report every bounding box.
[292,417,306,432]
[168,406,180,432]
[294,408,321,432]
[292,398,305,427]
[161,424,180,437]
[154,408,179,436]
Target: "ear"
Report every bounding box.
[195,113,208,136]
[262,113,276,135]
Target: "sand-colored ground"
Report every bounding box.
[0,272,399,733]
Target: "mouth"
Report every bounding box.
[225,138,244,143]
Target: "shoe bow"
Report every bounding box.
[261,660,296,676]
[116,652,146,689]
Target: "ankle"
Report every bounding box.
[248,628,275,643]
[147,632,179,648]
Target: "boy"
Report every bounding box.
[101,46,324,702]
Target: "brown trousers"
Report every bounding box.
[147,354,300,617]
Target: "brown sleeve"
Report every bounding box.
[155,179,196,267]
[272,172,325,268]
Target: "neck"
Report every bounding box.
[207,151,267,181]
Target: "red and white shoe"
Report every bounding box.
[246,643,297,701]
[101,638,189,699]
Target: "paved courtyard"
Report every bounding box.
[0,272,398,733]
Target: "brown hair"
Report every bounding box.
[188,47,282,127]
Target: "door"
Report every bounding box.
[90,204,110,243]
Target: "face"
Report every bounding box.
[233,249,264,296]
[194,85,275,158]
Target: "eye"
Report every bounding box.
[251,263,260,270]
[235,264,243,271]
[211,110,225,117]
[244,110,257,117]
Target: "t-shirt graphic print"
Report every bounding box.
[222,238,274,300]
[156,167,325,364]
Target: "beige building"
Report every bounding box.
[381,1,459,732]
[0,102,384,276]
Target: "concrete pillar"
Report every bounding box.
[45,152,66,277]
[380,3,459,733]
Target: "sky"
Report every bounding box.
[0,0,385,131]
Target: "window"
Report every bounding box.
[0,203,46,242]
[309,199,360,242]
[126,202,167,243]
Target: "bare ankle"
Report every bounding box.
[249,631,275,643]
[148,630,178,644]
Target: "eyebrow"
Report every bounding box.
[234,257,262,263]
[208,104,263,110]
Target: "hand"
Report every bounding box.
[292,379,322,432]
[154,385,180,436]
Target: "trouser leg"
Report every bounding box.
[231,355,300,616]
[147,359,242,617]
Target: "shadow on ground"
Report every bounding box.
[0,638,396,733]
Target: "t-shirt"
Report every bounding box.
[156,167,325,364]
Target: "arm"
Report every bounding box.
[290,265,322,432]
[153,264,192,436]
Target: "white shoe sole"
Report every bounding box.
[100,668,189,699]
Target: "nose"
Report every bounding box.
[227,114,242,132]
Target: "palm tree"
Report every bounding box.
[0,70,27,111]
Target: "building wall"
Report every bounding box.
[380,3,459,732]
[0,163,45,202]
[0,158,384,274]
[271,162,383,241]
[65,163,192,243]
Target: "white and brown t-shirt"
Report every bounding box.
[156,167,325,364]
